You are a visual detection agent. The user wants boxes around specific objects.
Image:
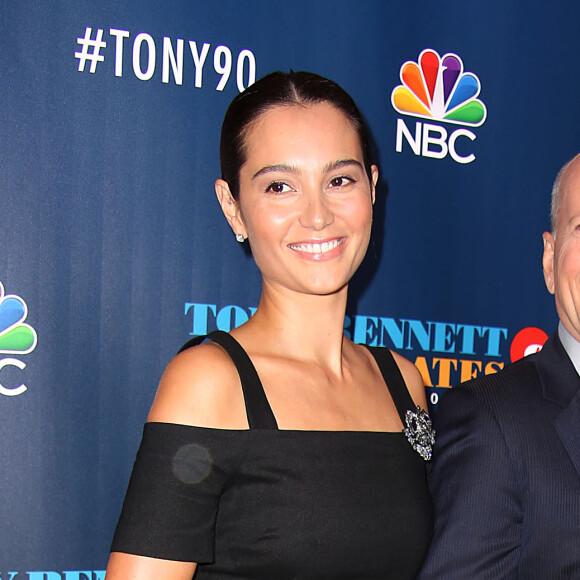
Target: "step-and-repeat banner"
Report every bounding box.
[2,0,578,575]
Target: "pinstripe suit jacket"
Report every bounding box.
[418,334,580,579]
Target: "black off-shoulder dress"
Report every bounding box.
[112,331,433,579]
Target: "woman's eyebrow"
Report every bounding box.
[323,159,363,173]
[252,164,300,180]
[252,159,362,180]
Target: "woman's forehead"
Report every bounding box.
[241,102,362,166]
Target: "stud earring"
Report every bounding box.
[235,233,245,243]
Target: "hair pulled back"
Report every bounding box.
[219,70,374,200]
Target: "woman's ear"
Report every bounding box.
[215,179,247,240]
[370,165,379,205]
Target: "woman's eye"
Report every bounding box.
[329,176,354,188]
[265,181,292,194]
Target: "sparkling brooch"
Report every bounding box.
[404,406,435,461]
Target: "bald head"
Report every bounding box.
[543,152,580,342]
[551,153,580,235]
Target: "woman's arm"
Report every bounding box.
[105,552,196,580]
[106,341,246,578]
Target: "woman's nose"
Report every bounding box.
[298,191,334,230]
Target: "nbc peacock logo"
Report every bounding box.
[391,49,487,164]
[0,281,38,396]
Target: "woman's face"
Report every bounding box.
[217,102,378,297]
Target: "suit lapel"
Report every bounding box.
[552,390,580,477]
[535,334,580,478]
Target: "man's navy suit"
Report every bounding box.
[418,334,580,579]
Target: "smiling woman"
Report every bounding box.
[217,101,376,297]
[105,71,434,580]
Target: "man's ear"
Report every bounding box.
[215,179,247,239]
[542,231,555,295]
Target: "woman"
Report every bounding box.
[106,71,434,579]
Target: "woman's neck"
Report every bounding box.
[236,281,350,373]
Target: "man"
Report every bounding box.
[419,155,580,579]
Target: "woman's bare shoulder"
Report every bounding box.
[147,341,248,429]
[390,350,429,411]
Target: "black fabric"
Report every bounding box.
[112,336,433,579]
[366,345,417,423]
[418,334,580,579]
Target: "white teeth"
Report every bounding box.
[290,239,343,253]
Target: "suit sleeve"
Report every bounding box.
[418,385,523,579]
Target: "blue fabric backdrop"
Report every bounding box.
[1,0,576,574]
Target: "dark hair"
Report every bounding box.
[219,70,374,200]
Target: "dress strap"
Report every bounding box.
[178,331,279,430]
[365,346,416,425]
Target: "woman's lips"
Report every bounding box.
[288,237,346,261]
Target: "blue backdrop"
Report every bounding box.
[1,1,577,575]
